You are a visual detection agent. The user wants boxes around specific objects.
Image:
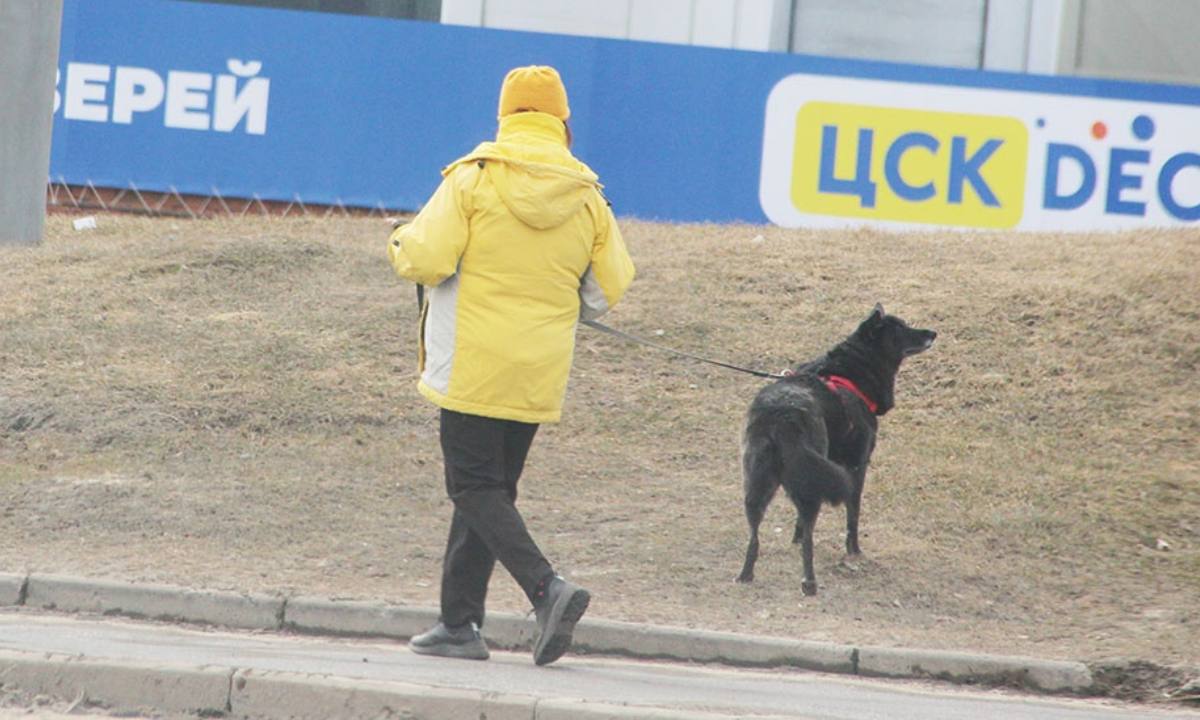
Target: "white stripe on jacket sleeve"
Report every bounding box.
[578,265,610,321]
[422,273,461,395]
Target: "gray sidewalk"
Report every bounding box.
[2,611,1188,720]
[0,571,1093,695]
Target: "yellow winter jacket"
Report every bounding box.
[388,111,635,423]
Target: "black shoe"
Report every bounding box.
[409,622,489,660]
[532,576,590,666]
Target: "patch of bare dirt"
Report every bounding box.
[1089,660,1197,704]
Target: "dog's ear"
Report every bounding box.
[864,303,885,327]
[855,304,886,336]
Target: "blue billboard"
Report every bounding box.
[51,0,1200,227]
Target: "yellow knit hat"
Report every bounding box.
[497,65,571,121]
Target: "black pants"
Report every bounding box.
[438,408,553,628]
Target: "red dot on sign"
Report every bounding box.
[1091,121,1107,139]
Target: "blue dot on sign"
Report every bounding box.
[1036,118,1046,128]
[1132,114,1155,141]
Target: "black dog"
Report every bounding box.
[735,304,935,595]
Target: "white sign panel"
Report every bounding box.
[760,74,1200,230]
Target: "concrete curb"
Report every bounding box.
[0,572,1095,697]
[288,597,856,674]
[231,667,766,720]
[857,645,1094,694]
[0,648,767,720]
[533,698,796,720]
[0,573,25,606]
[24,573,283,630]
[0,649,231,716]
[230,668,537,720]
[574,619,857,674]
[285,594,436,638]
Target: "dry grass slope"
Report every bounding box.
[1,216,1197,689]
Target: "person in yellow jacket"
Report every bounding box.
[388,66,634,666]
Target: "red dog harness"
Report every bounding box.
[821,375,878,415]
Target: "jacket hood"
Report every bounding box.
[444,112,600,230]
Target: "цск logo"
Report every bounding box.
[760,72,1200,231]
[790,102,1027,228]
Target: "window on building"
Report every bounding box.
[174,0,441,22]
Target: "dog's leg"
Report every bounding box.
[845,468,867,556]
[798,502,821,596]
[777,446,844,595]
[736,494,768,584]
[845,497,861,556]
[737,438,778,584]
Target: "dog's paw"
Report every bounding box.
[801,579,818,596]
[837,557,862,574]
[735,573,754,584]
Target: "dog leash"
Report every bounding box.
[416,291,867,402]
[414,286,784,381]
[583,320,879,416]
[581,319,790,380]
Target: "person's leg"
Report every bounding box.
[419,409,587,666]
[412,411,516,660]
[438,508,495,628]
[501,418,539,502]
[411,501,491,659]
[496,418,591,666]
[438,416,540,627]
[439,410,553,608]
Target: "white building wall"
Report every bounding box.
[1073,0,1200,85]
[982,0,1031,72]
[480,1,629,39]
[1025,0,1081,75]
[690,0,738,48]
[439,0,482,25]
[442,0,1200,86]
[440,0,788,51]
[628,0,692,45]
[789,0,986,68]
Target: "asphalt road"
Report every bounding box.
[0,610,1195,720]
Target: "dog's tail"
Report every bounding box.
[776,439,854,507]
[741,434,780,495]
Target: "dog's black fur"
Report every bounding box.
[736,304,935,595]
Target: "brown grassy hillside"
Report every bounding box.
[1,216,1196,676]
